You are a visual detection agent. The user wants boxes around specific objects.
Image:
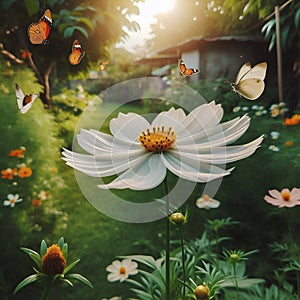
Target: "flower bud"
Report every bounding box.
[194,284,209,300]
[170,212,185,225]
[42,244,66,275]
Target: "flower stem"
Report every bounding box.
[163,177,170,300]
[40,279,54,300]
[178,227,186,300]
[233,263,240,300]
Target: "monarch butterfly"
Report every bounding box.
[15,83,38,114]
[178,59,200,77]
[68,40,85,65]
[231,62,267,100]
[28,9,52,45]
[100,61,109,71]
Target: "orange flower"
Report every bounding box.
[284,114,300,126]
[32,199,42,207]
[284,140,294,147]
[42,245,66,275]
[9,147,26,158]
[1,168,17,180]
[18,166,32,178]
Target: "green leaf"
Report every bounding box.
[62,243,68,261]
[61,277,74,287]
[64,259,80,275]
[20,247,41,268]
[63,27,75,38]
[72,26,89,38]
[66,273,93,289]
[57,237,64,248]
[77,17,95,31]
[40,240,47,257]
[13,274,40,294]
[24,0,39,16]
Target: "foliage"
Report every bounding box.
[14,237,93,297]
[0,0,143,105]
[261,0,300,53]
[0,58,68,299]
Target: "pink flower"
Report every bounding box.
[264,188,300,208]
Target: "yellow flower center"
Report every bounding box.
[9,198,15,204]
[138,126,176,152]
[119,266,126,274]
[281,191,290,201]
[203,194,211,202]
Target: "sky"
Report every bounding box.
[116,0,175,53]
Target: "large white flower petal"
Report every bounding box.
[98,155,167,190]
[173,136,263,164]
[151,107,187,132]
[176,115,250,147]
[180,101,223,134]
[77,129,140,155]
[161,152,233,182]
[62,148,151,177]
[110,112,150,142]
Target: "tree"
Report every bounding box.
[0,0,142,107]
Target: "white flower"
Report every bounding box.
[106,259,138,282]
[196,194,220,209]
[232,106,241,113]
[251,105,259,110]
[62,101,263,190]
[3,194,23,207]
[268,145,280,152]
[270,131,280,140]
[242,106,249,111]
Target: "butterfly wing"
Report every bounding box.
[241,62,267,81]
[235,62,252,84]
[100,61,109,70]
[69,40,85,65]
[15,84,38,113]
[20,94,38,113]
[28,9,52,44]
[179,59,199,77]
[235,78,265,100]
[15,83,25,109]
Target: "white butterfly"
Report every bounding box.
[15,83,38,113]
[231,62,267,100]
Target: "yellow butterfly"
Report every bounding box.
[100,61,109,71]
[231,62,267,100]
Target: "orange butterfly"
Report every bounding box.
[178,59,200,77]
[100,61,109,71]
[15,83,38,114]
[68,40,85,65]
[28,9,52,45]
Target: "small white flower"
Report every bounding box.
[196,194,220,209]
[262,110,267,114]
[268,145,280,152]
[242,106,249,111]
[251,105,259,110]
[255,111,263,116]
[270,131,280,140]
[106,259,138,282]
[62,102,263,190]
[232,106,240,113]
[3,194,23,207]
